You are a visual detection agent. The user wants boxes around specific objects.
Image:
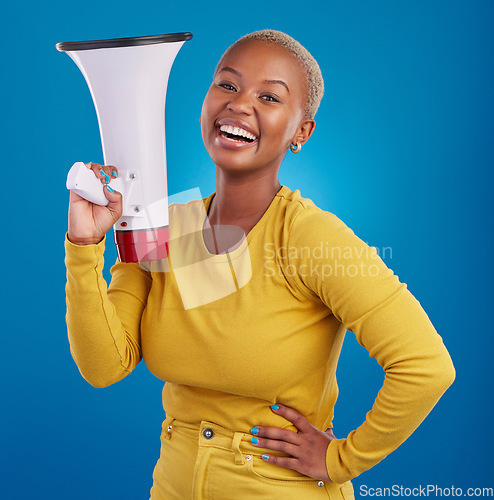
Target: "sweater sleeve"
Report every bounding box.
[65,233,152,388]
[286,208,455,484]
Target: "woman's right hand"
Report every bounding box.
[67,162,122,246]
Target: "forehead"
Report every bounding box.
[218,39,307,89]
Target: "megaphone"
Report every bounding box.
[56,32,193,262]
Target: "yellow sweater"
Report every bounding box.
[65,185,455,484]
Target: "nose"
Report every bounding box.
[227,90,254,115]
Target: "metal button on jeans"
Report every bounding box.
[202,428,214,439]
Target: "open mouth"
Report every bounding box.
[219,124,258,144]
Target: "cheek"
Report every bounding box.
[200,92,216,139]
[200,92,211,120]
[263,112,299,144]
[200,85,219,114]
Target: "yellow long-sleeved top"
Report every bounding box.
[65,185,455,484]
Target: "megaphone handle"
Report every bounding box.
[66,162,110,206]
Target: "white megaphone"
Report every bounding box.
[57,32,192,262]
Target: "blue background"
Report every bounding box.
[1,0,492,498]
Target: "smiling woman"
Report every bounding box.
[64,29,455,499]
[200,36,316,188]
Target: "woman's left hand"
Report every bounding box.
[250,403,335,481]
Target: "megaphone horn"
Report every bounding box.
[57,32,193,262]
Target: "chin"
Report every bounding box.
[207,144,256,172]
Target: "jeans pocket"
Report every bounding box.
[246,456,355,499]
[248,455,319,482]
[246,454,332,498]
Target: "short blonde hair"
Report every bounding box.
[214,29,324,119]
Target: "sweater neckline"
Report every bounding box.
[198,185,290,260]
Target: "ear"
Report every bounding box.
[292,118,316,146]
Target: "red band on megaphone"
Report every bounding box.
[115,227,169,263]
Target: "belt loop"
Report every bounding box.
[232,432,245,465]
[163,416,176,440]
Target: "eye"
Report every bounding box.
[260,94,280,103]
[218,82,237,92]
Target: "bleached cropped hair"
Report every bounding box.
[214,29,324,119]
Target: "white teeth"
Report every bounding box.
[219,124,257,141]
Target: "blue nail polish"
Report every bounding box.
[251,437,259,444]
[262,454,269,460]
[104,175,110,183]
[106,185,114,193]
[270,404,279,410]
[250,427,259,434]
[112,171,117,177]
[99,169,105,176]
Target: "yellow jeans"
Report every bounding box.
[150,415,355,499]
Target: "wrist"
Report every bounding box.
[67,232,104,246]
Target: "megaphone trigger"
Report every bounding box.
[66,162,110,206]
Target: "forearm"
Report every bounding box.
[325,285,456,483]
[65,234,145,388]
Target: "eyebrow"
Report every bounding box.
[218,67,290,93]
[263,79,290,93]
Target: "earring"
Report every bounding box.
[290,142,302,154]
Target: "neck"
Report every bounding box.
[208,167,282,234]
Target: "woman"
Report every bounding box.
[65,30,455,499]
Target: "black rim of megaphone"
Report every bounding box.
[56,32,193,52]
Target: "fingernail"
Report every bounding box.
[251,437,259,444]
[112,170,117,177]
[99,169,105,176]
[106,185,114,193]
[262,454,269,460]
[250,427,259,434]
[104,175,111,183]
[270,404,279,410]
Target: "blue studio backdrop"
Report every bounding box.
[1,1,492,498]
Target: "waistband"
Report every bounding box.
[161,415,291,466]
